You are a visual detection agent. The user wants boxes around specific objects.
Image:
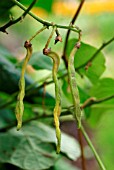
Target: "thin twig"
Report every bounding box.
[0,0,38,33]
[62,0,85,68]
[81,95,114,109]
[76,36,114,70]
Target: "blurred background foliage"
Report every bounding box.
[0,0,114,170]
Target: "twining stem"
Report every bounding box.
[80,126,106,170]
[10,0,80,33]
[15,41,32,130]
[0,0,38,33]
[62,0,85,68]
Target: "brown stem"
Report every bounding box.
[62,0,85,68]
[0,0,37,33]
[81,95,114,109]
[78,129,86,170]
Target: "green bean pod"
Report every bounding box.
[15,41,32,130]
[68,43,81,128]
[43,49,61,153]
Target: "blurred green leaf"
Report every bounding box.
[61,77,90,107]
[87,78,114,126]
[29,52,52,70]
[95,111,114,170]
[87,100,114,127]
[0,122,80,169]
[22,121,81,160]
[54,158,80,170]
[20,0,54,12]
[0,56,33,94]
[90,78,114,99]
[95,13,114,40]
[0,46,17,64]
[66,39,106,83]
[0,134,56,170]
[61,78,73,106]
[0,109,15,128]
[0,0,14,21]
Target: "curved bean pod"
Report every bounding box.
[43,49,61,153]
[15,41,32,130]
[68,42,81,128]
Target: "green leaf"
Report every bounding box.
[0,56,33,94]
[0,122,80,169]
[0,0,14,21]
[0,46,17,64]
[0,134,56,170]
[87,78,114,126]
[29,52,53,70]
[87,101,114,127]
[95,110,114,170]
[54,158,80,170]
[90,78,114,99]
[66,39,106,83]
[0,108,15,128]
[22,122,81,160]
[20,0,53,12]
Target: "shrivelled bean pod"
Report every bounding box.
[68,42,81,128]
[43,48,61,154]
[15,40,33,130]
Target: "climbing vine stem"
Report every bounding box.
[80,126,106,170]
[10,0,80,33]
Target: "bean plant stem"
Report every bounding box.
[10,0,80,33]
[80,125,106,170]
